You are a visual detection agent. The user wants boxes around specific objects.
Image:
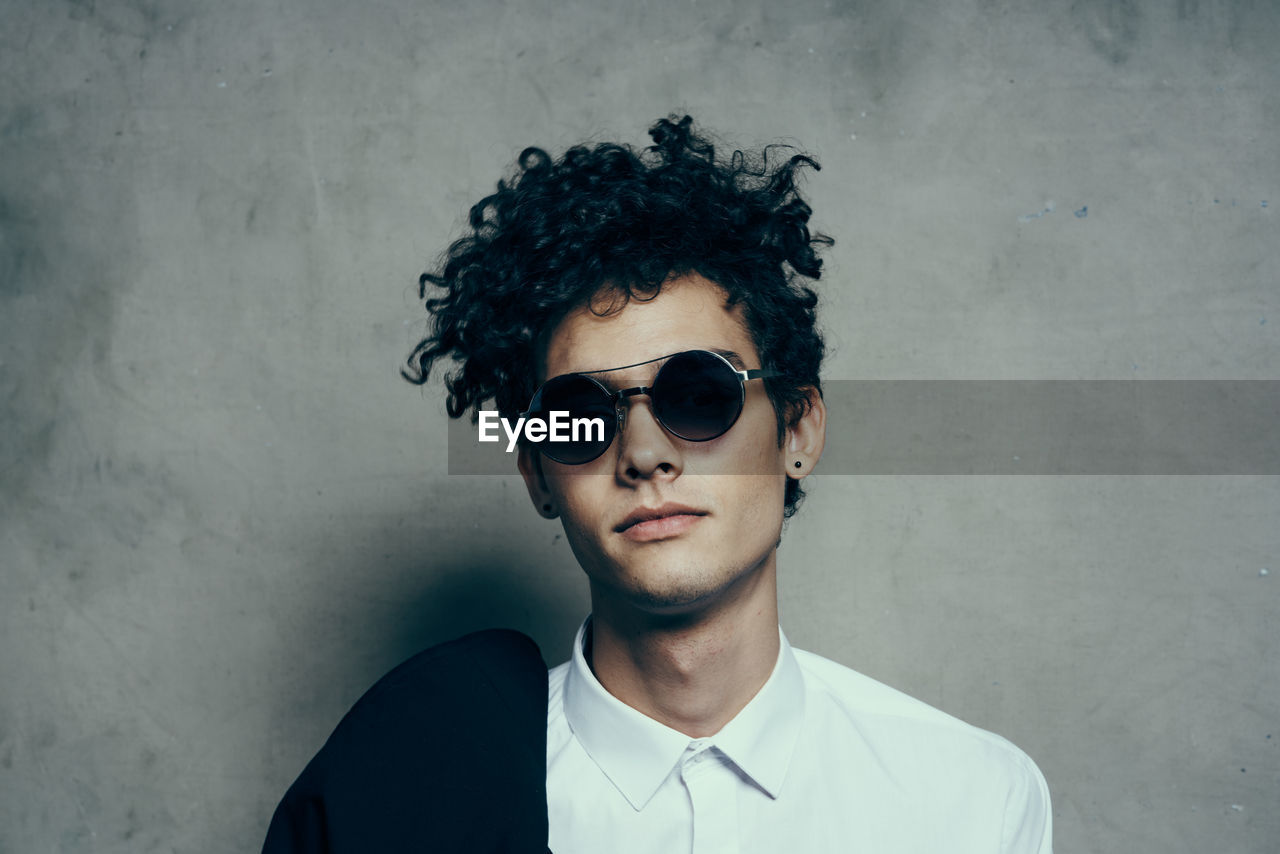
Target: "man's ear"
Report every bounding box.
[517,445,559,518]
[785,387,826,479]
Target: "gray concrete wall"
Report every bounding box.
[1,0,1275,851]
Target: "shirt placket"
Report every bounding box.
[680,741,739,854]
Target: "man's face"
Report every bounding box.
[519,273,801,616]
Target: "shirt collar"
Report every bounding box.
[563,617,806,811]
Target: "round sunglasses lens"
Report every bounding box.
[529,374,616,464]
[652,351,744,441]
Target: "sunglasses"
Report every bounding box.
[523,349,773,465]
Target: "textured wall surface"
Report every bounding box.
[1,1,1276,851]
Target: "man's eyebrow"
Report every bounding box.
[710,349,748,369]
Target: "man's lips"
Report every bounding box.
[615,503,707,542]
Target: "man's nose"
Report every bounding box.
[614,396,683,480]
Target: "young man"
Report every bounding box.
[264,116,1052,853]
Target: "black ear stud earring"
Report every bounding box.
[794,460,803,469]
[543,504,553,512]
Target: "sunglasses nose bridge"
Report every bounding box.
[611,385,652,435]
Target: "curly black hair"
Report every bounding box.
[405,115,831,516]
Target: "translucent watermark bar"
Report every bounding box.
[447,381,1280,475]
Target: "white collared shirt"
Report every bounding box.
[547,620,1052,854]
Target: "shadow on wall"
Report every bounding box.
[254,532,580,842]
[373,556,581,668]
[261,530,582,774]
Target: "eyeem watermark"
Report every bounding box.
[477,410,605,452]
[451,382,1280,474]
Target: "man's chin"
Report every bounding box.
[587,540,776,618]
[596,566,747,618]
[624,583,720,614]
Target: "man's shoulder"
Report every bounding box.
[791,647,1053,852]
[793,646,1042,779]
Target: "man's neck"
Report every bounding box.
[585,557,781,738]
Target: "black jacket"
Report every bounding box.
[263,629,550,853]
